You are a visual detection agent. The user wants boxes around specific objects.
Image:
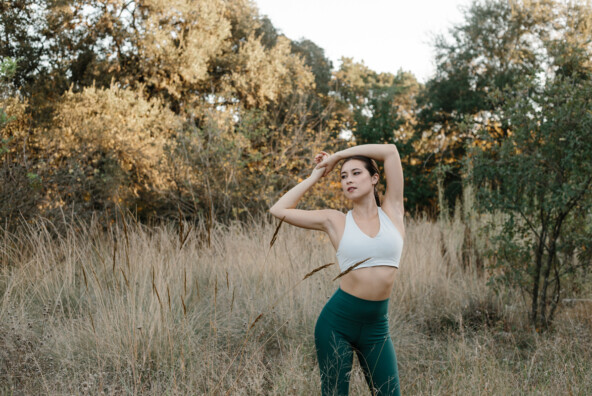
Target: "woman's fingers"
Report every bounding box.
[317,156,330,166]
[314,151,330,165]
[314,151,333,174]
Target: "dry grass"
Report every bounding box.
[0,215,590,395]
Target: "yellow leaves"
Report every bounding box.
[139,0,231,97]
[232,35,314,108]
[45,83,183,200]
[0,97,30,141]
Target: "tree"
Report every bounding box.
[291,39,333,95]
[41,84,183,216]
[0,1,47,91]
[469,44,592,329]
[416,0,561,211]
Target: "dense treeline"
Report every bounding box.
[0,0,428,224]
[0,0,582,219]
[0,0,344,222]
[1,0,592,327]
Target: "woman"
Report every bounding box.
[270,144,405,396]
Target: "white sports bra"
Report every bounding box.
[336,207,404,272]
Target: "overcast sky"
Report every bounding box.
[254,0,474,83]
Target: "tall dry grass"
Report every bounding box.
[0,214,590,395]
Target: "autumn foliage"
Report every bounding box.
[1,0,351,224]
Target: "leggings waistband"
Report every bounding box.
[324,287,389,323]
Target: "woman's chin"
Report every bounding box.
[344,192,362,201]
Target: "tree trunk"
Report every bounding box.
[538,241,555,329]
[548,258,561,323]
[539,213,568,329]
[530,230,546,326]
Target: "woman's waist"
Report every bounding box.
[322,287,389,323]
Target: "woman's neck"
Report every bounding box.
[352,197,378,219]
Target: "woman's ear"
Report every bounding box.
[372,173,379,186]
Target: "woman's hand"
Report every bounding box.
[314,151,330,166]
[315,151,341,177]
[310,151,330,180]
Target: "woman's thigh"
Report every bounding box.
[315,308,357,395]
[355,331,400,396]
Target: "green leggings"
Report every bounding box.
[314,288,401,396]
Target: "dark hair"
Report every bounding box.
[341,155,381,206]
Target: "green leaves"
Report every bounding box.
[0,57,17,82]
[469,38,592,329]
[0,57,18,130]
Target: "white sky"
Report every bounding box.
[254,0,474,83]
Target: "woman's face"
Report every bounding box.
[340,159,378,200]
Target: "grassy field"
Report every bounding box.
[0,215,591,395]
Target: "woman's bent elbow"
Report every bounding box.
[269,206,281,219]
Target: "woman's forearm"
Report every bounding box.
[269,175,319,217]
[334,144,398,162]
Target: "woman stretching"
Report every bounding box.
[270,144,404,396]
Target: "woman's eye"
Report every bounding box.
[353,172,360,175]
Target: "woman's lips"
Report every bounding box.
[347,187,356,192]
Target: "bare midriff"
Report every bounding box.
[339,265,398,301]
